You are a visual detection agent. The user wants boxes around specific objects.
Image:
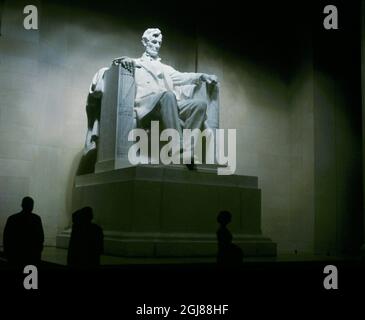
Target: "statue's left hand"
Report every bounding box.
[200,74,218,85]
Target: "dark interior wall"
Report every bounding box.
[361,0,365,252]
[313,1,363,255]
[287,6,315,253]
[0,0,4,35]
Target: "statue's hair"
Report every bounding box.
[141,28,162,43]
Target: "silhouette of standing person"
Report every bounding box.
[3,197,44,267]
[216,210,243,266]
[67,207,104,267]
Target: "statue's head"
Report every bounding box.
[142,28,162,58]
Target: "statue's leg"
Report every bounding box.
[178,98,207,130]
[177,99,208,164]
[154,91,184,158]
[155,91,183,134]
[138,91,184,160]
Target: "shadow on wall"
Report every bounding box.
[76,149,97,175]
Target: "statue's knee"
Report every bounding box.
[161,90,176,101]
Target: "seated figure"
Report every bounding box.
[78,28,219,174]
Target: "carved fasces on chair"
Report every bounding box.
[96,63,136,171]
[116,65,136,161]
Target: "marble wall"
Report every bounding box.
[361,0,365,255]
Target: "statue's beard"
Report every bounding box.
[146,47,159,58]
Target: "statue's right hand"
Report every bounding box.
[112,56,124,65]
[112,57,135,71]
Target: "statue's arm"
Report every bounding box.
[166,65,218,86]
[166,65,202,86]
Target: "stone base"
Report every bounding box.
[56,165,277,257]
[57,231,276,257]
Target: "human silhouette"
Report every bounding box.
[216,210,243,266]
[3,197,44,267]
[67,207,104,267]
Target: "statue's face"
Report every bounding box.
[144,32,162,58]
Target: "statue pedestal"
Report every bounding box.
[56,165,276,257]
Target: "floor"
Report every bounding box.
[40,246,361,266]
